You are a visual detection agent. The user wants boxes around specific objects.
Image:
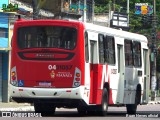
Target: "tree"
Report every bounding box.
[94,0,109,5]
[94,0,160,32]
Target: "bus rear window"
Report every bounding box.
[17,26,77,50]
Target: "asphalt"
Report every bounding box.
[0,97,159,111]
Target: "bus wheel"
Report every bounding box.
[126,91,138,114]
[34,103,56,116]
[97,88,108,116]
[126,104,137,114]
[77,106,87,115]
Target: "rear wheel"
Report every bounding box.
[34,103,56,116]
[126,90,139,114]
[77,106,87,115]
[97,88,108,116]
[126,104,137,114]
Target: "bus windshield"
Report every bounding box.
[17,26,77,50]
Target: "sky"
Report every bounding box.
[0,0,9,9]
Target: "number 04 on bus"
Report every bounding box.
[10,17,150,116]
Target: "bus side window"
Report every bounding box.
[85,32,89,63]
[133,41,141,67]
[124,40,133,66]
[98,34,105,64]
[104,36,115,64]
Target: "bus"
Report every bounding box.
[10,18,150,116]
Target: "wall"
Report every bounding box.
[0,53,2,102]
[0,0,9,102]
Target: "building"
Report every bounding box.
[0,0,9,102]
[13,0,94,21]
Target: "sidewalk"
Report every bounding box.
[148,97,160,104]
[0,102,34,111]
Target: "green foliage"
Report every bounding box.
[94,0,109,5]
[94,5,108,13]
[94,0,160,32]
[94,0,110,13]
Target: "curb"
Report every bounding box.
[0,106,34,111]
[147,101,160,105]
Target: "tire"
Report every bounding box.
[126,104,137,114]
[97,88,108,116]
[137,86,141,105]
[77,106,87,115]
[126,91,138,114]
[34,103,56,116]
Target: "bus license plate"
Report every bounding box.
[38,82,52,87]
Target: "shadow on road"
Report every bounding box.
[44,111,127,117]
[42,110,160,117]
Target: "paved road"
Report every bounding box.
[0,104,159,120]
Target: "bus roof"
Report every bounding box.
[84,23,148,43]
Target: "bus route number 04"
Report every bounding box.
[48,65,56,70]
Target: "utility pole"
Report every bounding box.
[127,0,129,26]
[83,0,87,22]
[151,0,157,101]
[32,0,39,20]
[108,0,115,27]
[112,0,115,11]
[92,0,95,23]
[108,1,111,27]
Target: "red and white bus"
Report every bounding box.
[10,18,150,116]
